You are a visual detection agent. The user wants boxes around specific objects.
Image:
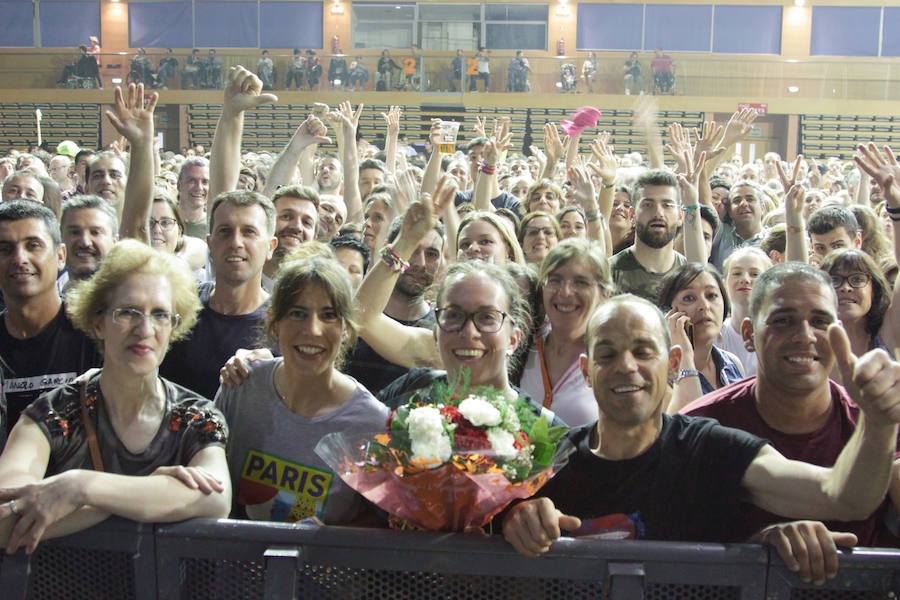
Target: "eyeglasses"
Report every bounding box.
[435,306,507,333]
[830,273,870,289]
[543,275,599,292]
[107,307,182,329]
[524,227,557,238]
[149,217,178,231]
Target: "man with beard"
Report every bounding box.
[58,195,118,292]
[608,169,685,305]
[710,180,766,272]
[261,185,318,292]
[347,218,444,394]
[316,155,343,195]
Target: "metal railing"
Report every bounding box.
[1,516,898,599]
[1,50,899,101]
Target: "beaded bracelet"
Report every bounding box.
[380,245,410,273]
[478,161,496,175]
[885,205,900,215]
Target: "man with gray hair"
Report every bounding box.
[177,156,210,239]
[58,195,119,289]
[1,171,44,204]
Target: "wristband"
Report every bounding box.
[885,205,900,215]
[600,181,614,190]
[380,245,410,273]
[682,204,699,212]
[478,161,496,175]
[889,215,900,222]
[677,369,701,382]
[787,224,804,234]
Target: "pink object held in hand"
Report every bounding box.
[561,107,602,138]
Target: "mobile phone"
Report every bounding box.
[686,323,694,346]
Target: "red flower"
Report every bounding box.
[514,431,529,450]
[440,405,462,424]
[455,422,490,451]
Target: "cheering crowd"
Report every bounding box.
[1,66,899,586]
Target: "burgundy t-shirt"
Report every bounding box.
[682,376,893,545]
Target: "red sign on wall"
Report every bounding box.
[738,103,768,115]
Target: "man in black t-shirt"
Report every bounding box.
[503,294,900,583]
[348,219,444,394]
[160,191,277,400]
[0,201,101,441]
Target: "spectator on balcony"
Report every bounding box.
[157,48,178,89]
[470,47,490,92]
[623,51,643,96]
[582,51,598,94]
[328,51,349,90]
[376,50,400,92]
[651,47,674,95]
[348,56,368,91]
[256,50,274,91]
[86,35,102,88]
[0,239,230,554]
[448,49,464,92]
[503,292,900,584]
[182,49,202,89]
[204,49,224,89]
[508,50,530,93]
[285,49,306,90]
[305,50,322,90]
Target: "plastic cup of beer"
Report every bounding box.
[439,121,460,154]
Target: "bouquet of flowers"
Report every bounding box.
[315,372,573,531]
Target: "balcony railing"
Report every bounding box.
[1,50,899,102]
[1,516,898,599]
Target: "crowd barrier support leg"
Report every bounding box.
[263,546,303,600]
[606,561,645,600]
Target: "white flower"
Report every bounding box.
[407,406,451,467]
[458,396,501,427]
[486,428,518,460]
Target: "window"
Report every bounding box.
[418,4,480,52]
[352,3,415,49]
[484,4,547,51]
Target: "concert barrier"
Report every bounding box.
[1,517,899,599]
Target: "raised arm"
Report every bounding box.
[262,115,330,197]
[472,130,511,212]
[382,106,401,175]
[783,183,809,263]
[678,150,708,265]
[856,143,900,352]
[633,97,664,169]
[539,122,566,181]
[336,101,364,223]
[420,119,445,199]
[741,325,900,522]
[354,179,456,369]
[108,83,158,241]
[207,66,277,207]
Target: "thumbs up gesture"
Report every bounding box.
[830,324,900,427]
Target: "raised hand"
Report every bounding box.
[568,162,596,212]
[223,65,278,116]
[855,143,900,208]
[588,134,617,185]
[335,100,364,146]
[675,149,707,207]
[830,323,900,427]
[784,184,806,231]
[776,154,804,192]
[106,83,158,146]
[295,114,331,146]
[693,120,725,162]
[382,105,401,136]
[721,108,758,148]
[665,122,691,172]
[543,122,566,163]
[400,175,457,244]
